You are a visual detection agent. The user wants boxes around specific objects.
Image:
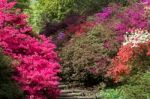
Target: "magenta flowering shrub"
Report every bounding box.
[0,0,60,99]
[141,0,150,4]
[95,7,113,23]
[114,3,149,42]
[95,4,119,23]
[113,4,146,42]
[95,2,150,43]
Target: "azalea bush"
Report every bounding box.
[95,2,150,43]
[97,1,150,98]
[58,0,150,84]
[60,24,120,85]
[65,19,95,36]
[0,0,61,98]
[106,29,150,82]
[56,1,150,47]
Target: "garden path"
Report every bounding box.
[59,83,101,99]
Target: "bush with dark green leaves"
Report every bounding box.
[60,24,120,84]
[0,49,23,99]
[8,0,30,9]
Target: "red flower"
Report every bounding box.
[106,44,133,82]
[117,44,133,63]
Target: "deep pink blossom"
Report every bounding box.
[0,0,61,99]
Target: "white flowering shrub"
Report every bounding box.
[123,29,150,47]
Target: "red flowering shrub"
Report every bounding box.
[131,43,150,72]
[107,29,150,82]
[106,44,133,82]
[65,17,95,36]
[0,0,60,99]
[117,45,134,63]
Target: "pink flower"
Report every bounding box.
[0,0,61,98]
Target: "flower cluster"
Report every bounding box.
[65,21,95,36]
[57,32,66,41]
[0,0,60,99]
[144,2,150,18]
[123,29,150,47]
[95,6,113,23]
[141,0,150,4]
[106,44,133,82]
[95,4,119,23]
[95,3,149,43]
[114,3,149,42]
[107,29,150,82]
[99,3,150,82]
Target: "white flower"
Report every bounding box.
[123,29,150,47]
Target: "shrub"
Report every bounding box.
[8,0,30,9]
[100,71,150,99]
[60,24,120,84]
[0,0,61,98]
[95,2,150,43]
[99,88,126,99]
[25,0,102,33]
[107,29,150,82]
[26,0,131,33]
[0,49,23,99]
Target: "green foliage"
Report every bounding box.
[124,71,150,99]
[100,88,126,99]
[99,71,150,99]
[60,24,120,83]
[130,46,150,75]
[26,0,103,33]
[0,49,23,99]
[26,0,130,33]
[8,0,30,9]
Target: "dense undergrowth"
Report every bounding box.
[0,49,23,99]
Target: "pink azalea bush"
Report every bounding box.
[0,0,61,98]
[95,2,149,43]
